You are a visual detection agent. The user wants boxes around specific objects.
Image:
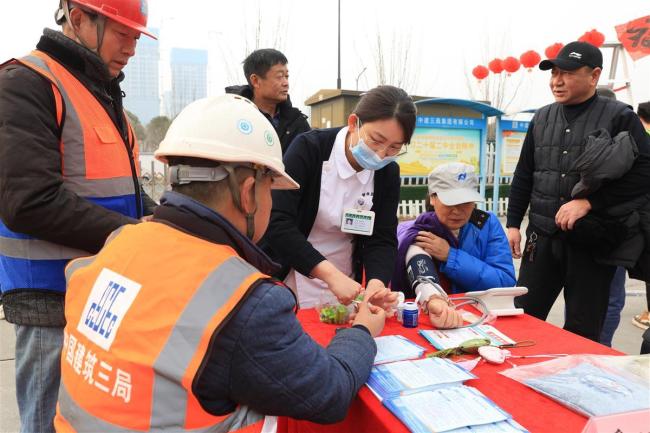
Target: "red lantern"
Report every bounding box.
[545,43,564,59]
[502,56,520,75]
[579,29,605,47]
[591,30,605,47]
[472,65,489,81]
[488,58,504,74]
[520,50,541,71]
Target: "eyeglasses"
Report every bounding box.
[359,123,408,157]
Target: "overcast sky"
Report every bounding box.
[3,0,649,115]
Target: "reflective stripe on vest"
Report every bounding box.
[0,51,140,293]
[0,236,89,260]
[15,51,140,197]
[55,222,268,432]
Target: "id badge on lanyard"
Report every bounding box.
[341,209,375,236]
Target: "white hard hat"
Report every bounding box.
[155,94,299,190]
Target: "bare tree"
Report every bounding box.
[213,2,290,87]
[371,29,420,93]
[466,68,525,112]
[464,34,527,112]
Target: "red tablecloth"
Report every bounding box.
[278,309,621,433]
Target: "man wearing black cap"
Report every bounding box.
[506,41,650,342]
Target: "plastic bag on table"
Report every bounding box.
[500,354,650,417]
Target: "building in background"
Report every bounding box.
[122,28,160,124]
[167,48,208,118]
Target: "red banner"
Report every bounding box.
[615,15,650,61]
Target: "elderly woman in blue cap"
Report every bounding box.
[393,162,516,328]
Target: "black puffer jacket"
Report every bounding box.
[225,84,310,154]
[570,129,638,199]
[562,129,649,267]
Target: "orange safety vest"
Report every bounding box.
[54,222,270,433]
[0,50,142,294]
[13,50,140,191]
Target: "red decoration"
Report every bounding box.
[519,50,541,71]
[472,65,489,81]
[545,43,564,59]
[502,56,520,75]
[578,29,605,47]
[488,58,504,74]
[615,15,650,61]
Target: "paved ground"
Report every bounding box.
[0,218,648,433]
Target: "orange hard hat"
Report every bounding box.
[70,0,156,39]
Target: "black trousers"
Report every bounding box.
[642,329,650,354]
[515,229,616,342]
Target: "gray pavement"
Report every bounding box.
[1,314,19,433]
[0,218,648,432]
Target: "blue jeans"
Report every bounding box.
[599,266,626,347]
[14,325,63,433]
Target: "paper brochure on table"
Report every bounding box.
[374,335,426,365]
[383,385,515,433]
[367,357,475,400]
[445,419,529,433]
[419,325,515,350]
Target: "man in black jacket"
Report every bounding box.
[225,48,310,154]
[0,1,156,431]
[506,41,650,342]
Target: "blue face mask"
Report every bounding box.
[350,120,399,171]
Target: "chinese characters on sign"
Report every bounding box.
[400,126,481,176]
[616,15,650,61]
[499,120,530,176]
[416,116,480,129]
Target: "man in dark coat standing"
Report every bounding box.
[226,48,310,154]
[506,41,650,342]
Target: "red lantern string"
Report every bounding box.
[473,32,604,81]
[502,57,520,75]
[472,65,489,81]
[520,50,541,71]
[545,43,564,59]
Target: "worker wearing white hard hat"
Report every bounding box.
[57,94,386,432]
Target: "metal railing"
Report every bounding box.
[140,160,168,203]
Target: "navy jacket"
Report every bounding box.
[396,210,516,295]
[154,192,377,423]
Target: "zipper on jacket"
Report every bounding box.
[101,93,143,218]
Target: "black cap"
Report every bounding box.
[539,41,603,71]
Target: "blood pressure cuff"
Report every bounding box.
[406,253,441,289]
